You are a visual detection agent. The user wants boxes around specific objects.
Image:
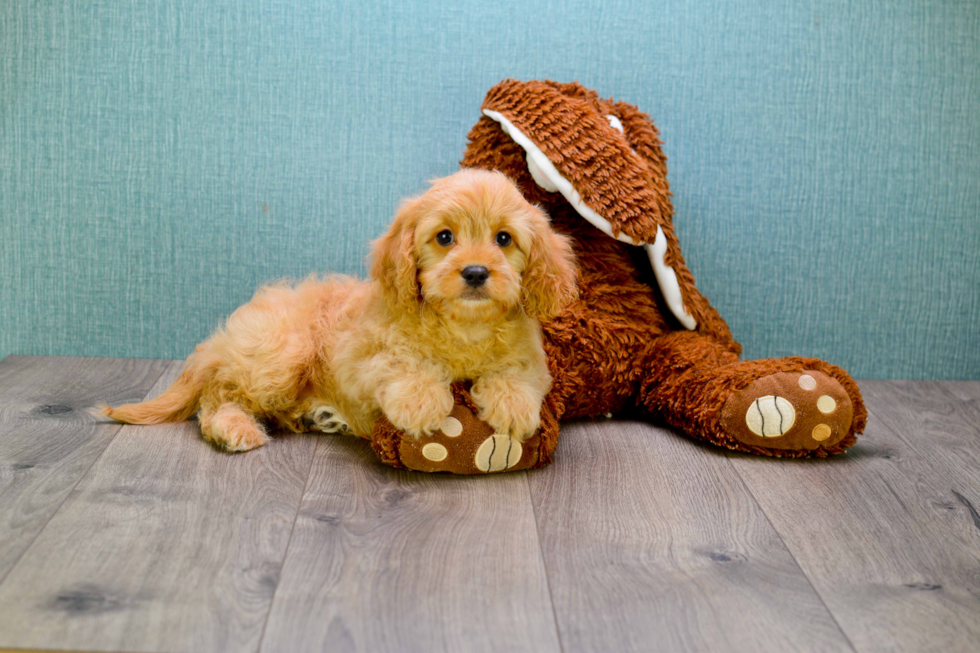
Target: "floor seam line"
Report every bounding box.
[724,452,860,653]
[254,435,320,653]
[526,469,567,653]
[0,359,172,592]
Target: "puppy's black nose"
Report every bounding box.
[461,266,489,287]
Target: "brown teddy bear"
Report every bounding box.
[372,79,867,473]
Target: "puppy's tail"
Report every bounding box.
[96,362,207,425]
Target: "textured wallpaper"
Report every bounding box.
[1,0,978,379]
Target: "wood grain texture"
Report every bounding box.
[933,380,980,409]
[0,361,319,653]
[729,380,980,653]
[259,435,561,653]
[528,419,853,653]
[0,355,169,584]
[3,359,980,653]
[0,649,106,653]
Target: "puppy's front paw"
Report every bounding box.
[382,381,454,439]
[471,383,542,442]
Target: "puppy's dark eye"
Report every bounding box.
[495,231,512,247]
[436,230,454,246]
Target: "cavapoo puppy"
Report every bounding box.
[100,169,578,452]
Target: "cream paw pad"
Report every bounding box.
[474,434,523,472]
[720,370,854,451]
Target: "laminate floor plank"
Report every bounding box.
[861,380,980,488]
[932,380,980,426]
[934,380,980,405]
[0,355,170,584]
[3,357,976,653]
[260,434,561,653]
[729,380,980,653]
[528,420,852,653]
[0,361,319,653]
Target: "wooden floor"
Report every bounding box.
[0,356,978,653]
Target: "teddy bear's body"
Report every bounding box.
[540,212,673,418]
[373,80,866,473]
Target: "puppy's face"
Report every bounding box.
[372,169,577,324]
[415,173,533,322]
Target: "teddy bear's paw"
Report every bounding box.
[395,404,537,474]
[720,370,854,451]
[302,404,350,434]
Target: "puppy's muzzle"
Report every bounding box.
[461,266,489,287]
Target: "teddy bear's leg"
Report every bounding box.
[371,382,561,474]
[637,331,866,457]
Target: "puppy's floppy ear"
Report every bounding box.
[522,207,578,321]
[371,196,423,313]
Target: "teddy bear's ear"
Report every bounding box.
[477,79,670,245]
[370,197,422,313]
[606,97,674,229]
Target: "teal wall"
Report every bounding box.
[2,1,978,379]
